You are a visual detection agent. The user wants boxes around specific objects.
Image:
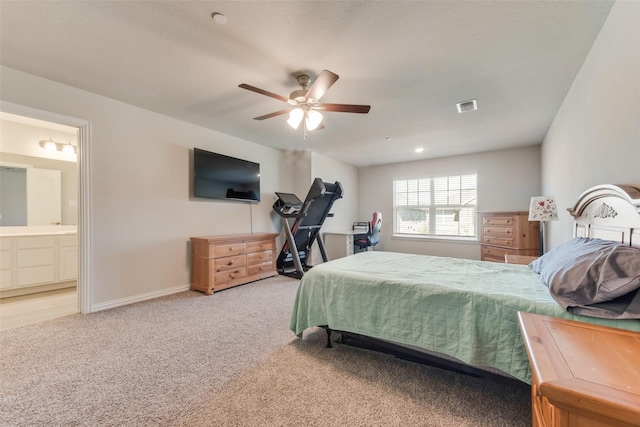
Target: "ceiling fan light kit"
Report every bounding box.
[287,108,304,129]
[239,70,370,140]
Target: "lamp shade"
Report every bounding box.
[43,139,57,151]
[305,110,323,130]
[528,196,559,221]
[287,108,304,129]
[62,143,75,154]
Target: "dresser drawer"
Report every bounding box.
[247,239,275,252]
[481,245,516,262]
[482,216,515,226]
[483,235,515,248]
[248,262,274,276]
[214,267,247,284]
[214,254,246,273]
[247,250,273,265]
[213,242,246,258]
[483,226,515,238]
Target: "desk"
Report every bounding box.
[517,311,640,427]
[323,231,362,260]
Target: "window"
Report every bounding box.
[394,174,477,238]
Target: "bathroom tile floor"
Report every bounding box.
[0,287,77,331]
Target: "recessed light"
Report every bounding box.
[211,12,227,24]
[415,147,424,153]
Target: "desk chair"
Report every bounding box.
[353,212,382,252]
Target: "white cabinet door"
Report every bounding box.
[27,168,61,226]
[58,235,78,281]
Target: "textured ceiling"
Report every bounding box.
[0,1,615,167]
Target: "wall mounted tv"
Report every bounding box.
[193,148,260,202]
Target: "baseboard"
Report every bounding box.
[90,284,190,313]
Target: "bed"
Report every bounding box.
[290,184,640,384]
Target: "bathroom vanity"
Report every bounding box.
[0,226,77,297]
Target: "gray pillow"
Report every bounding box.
[530,237,640,306]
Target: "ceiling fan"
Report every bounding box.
[239,70,370,139]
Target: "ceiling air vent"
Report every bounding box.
[456,99,477,113]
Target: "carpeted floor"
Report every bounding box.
[0,276,530,426]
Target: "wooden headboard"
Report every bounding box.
[567,184,640,248]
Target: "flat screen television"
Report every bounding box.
[193,148,260,202]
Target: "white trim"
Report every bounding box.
[90,284,191,313]
[77,122,91,314]
[0,101,92,314]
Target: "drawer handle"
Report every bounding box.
[227,260,234,266]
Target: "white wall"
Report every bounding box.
[541,1,640,249]
[1,66,289,308]
[311,152,359,233]
[308,152,359,265]
[358,145,541,259]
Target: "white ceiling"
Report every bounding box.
[0,1,614,167]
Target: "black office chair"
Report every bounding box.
[353,212,382,252]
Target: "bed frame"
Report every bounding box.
[329,184,640,381]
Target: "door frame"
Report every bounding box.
[0,101,92,314]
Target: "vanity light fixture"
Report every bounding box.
[43,138,57,151]
[62,141,76,154]
[40,138,76,155]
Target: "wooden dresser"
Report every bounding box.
[479,211,540,262]
[517,312,640,427]
[190,233,278,295]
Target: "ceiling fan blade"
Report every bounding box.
[253,109,291,120]
[239,83,290,103]
[304,70,339,102]
[317,103,371,114]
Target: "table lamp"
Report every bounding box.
[528,196,559,255]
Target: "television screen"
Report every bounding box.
[193,148,260,202]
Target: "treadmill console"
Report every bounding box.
[274,192,303,216]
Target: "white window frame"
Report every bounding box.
[393,173,478,240]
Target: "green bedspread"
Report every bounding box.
[290,251,640,384]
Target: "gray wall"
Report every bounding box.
[357,145,541,259]
[541,1,640,249]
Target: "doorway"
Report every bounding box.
[0,101,91,318]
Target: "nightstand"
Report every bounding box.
[517,312,640,427]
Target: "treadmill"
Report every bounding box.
[272,178,343,278]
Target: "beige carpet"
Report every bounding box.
[178,327,530,426]
[0,276,530,426]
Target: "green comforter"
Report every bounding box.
[290,251,640,384]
